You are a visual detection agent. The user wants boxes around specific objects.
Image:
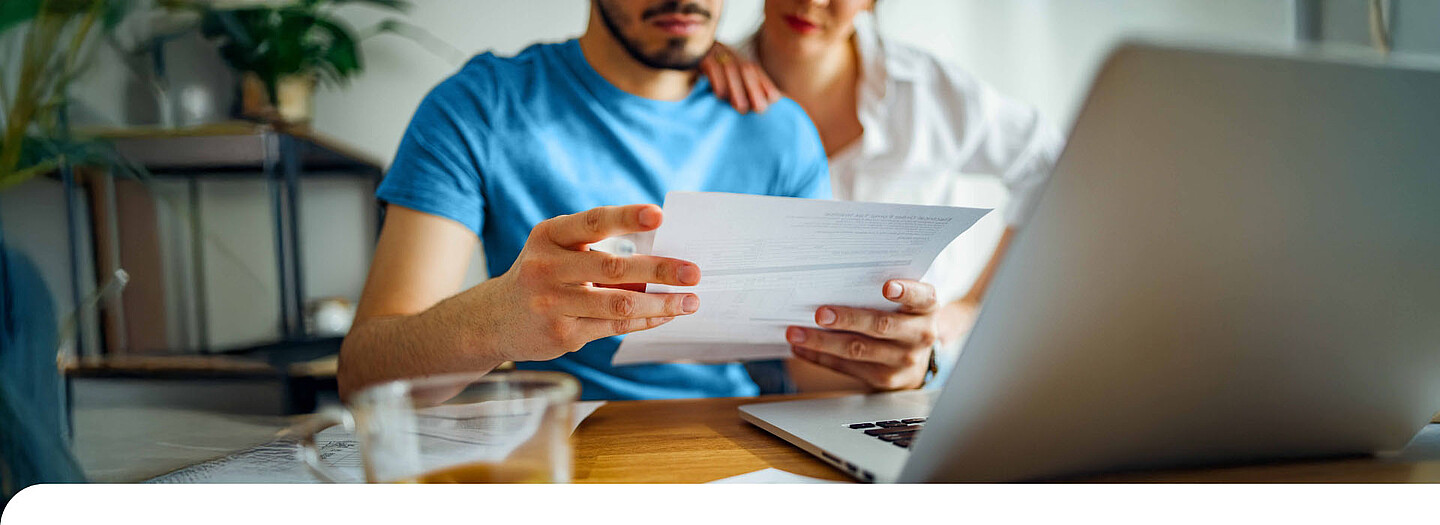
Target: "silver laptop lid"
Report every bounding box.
[902,43,1440,482]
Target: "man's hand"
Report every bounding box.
[338,204,699,397]
[488,204,701,362]
[786,279,939,391]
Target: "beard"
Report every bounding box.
[595,0,713,71]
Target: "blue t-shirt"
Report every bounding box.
[377,40,831,400]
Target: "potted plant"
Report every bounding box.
[173,0,413,125]
[1,1,147,190]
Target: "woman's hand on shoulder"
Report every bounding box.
[701,42,782,114]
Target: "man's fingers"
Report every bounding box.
[739,63,771,113]
[561,287,698,320]
[791,346,892,388]
[884,279,939,314]
[542,204,662,249]
[563,252,700,286]
[812,305,934,345]
[574,315,676,341]
[785,326,916,367]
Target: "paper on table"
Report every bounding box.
[148,400,606,483]
[708,467,844,484]
[612,192,990,365]
[147,425,363,484]
[571,399,606,432]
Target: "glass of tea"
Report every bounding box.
[297,370,580,483]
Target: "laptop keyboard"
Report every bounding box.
[848,418,925,448]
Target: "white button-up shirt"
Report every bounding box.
[739,14,1064,303]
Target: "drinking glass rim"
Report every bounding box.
[352,370,581,407]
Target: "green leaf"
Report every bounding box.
[69,138,149,181]
[202,8,285,75]
[193,0,417,93]
[14,135,53,171]
[101,0,138,30]
[312,16,360,84]
[0,160,59,191]
[37,0,97,17]
[0,134,152,190]
[201,8,262,50]
[270,10,317,75]
[0,0,41,35]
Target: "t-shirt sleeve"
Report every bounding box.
[377,77,488,236]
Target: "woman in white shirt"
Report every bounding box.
[703,0,1064,391]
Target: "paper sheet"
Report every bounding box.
[148,400,606,483]
[613,192,990,365]
[708,467,844,484]
[147,425,363,484]
[571,399,606,431]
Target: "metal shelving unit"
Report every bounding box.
[66,122,384,357]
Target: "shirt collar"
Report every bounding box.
[849,12,894,156]
[851,11,890,101]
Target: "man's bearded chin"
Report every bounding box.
[596,1,712,71]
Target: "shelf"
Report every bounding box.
[65,355,279,380]
[58,122,383,361]
[88,121,385,176]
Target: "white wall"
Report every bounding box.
[879,0,1294,127]
[316,0,1296,164]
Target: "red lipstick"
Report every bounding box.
[783,14,819,34]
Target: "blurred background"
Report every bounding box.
[1,0,1436,425]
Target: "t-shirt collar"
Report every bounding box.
[558,39,712,113]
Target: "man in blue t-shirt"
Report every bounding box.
[339,0,938,400]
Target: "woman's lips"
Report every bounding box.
[650,14,705,36]
[783,14,820,34]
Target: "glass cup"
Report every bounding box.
[297,371,579,483]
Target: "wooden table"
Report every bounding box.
[574,393,854,483]
[73,391,1440,483]
[571,393,1440,483]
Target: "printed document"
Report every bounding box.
[612,192,989,365]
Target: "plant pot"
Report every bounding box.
[239,72,317,125]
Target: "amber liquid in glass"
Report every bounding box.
[398,462,553,483]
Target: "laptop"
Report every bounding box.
[740,42,1440,483]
